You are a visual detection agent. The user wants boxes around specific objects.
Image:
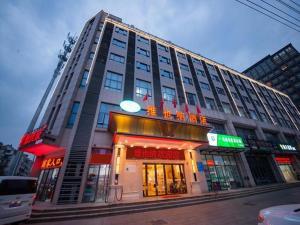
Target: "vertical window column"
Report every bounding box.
[214,66,239,115]
[123,31,136,100]
[150,40,163,115]
[201,60,223,112]
[186,54,206,108]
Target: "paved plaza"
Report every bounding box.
[32,187,300,225]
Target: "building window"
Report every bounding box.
[254,100,261,107]
[205,97,217,110]
[115,26,127,36]
[200,82,210,91]
[231,92,239,100]
[177,52,186,59]
[136,79,152,97]
[212,75,220,82]
[238,106,246,117]
[66,102,80,128]
[160,69,173,79]
[237,84,244,91]
[183,77,193,85]
[222,102,232,114]
[162,86,176,102]
[196,69,206,77]
[109,53,125,64]
[94,37,99,44]
[216,87,225,95]
[137,47,150,57]
[227,80,233,86]
[104,71,123,91]
[260,113,268,122]
[97,103,120,128]
[157,43,168,52]
[80,70,89,87]
[138,35,149,45]
[243,96,251,103]
[247,88,255,95]
[159,55,170,64]
[112,38,126,49]
[249,110,258,120]
[186,92,197,106]
[136,61,151,72]
[193,58,201,64]
[206,63,215,71]
[89,52,95,60]
[180,63,189,71]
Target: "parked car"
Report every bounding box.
[258,204,300,225]
[0,176,37,225]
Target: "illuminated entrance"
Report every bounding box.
[143,163,187,197]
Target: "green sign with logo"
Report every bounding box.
[207,133,245,149]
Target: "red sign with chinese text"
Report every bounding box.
[19,125,47,149]
[275,156,293,164]
[41,157,63,170]
[126,147,185,160]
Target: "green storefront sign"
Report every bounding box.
[207,133,245,148]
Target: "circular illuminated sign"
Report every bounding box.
[120,100,141,113]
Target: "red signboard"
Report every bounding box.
[41,157,63,170]
[275,156,293,164]
[19,125,47,149]
[126,147,185,160]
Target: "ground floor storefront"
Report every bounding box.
[200,152,244,191]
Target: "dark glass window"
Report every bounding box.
[66,102,80,128]
[112,38,126,48]
[160,69,173,79]
[180,63,189,71]
[216,87,225,95]
[183,77,193,85]
[104,71,123,91]
[80,70,89,87]
[136,61,150,72]
[137,47,150,57]
[97,103,120,128]
[186,92,197,105]
[157,43,168,52]
[205,97,217,110]
[162,86,176,102]
[200,82,210,91]
[222,102,232,114]
[138,35,149,45]
[159,55,170,64]
[136,79,152,97]
[115,26,127,36]
[110,53,125,64]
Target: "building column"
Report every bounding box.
[30,156,44,177]
[226,120,256,187]
[108,144,126,202]
[185,149,207,194]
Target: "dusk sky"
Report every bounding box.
[0,0,299,147]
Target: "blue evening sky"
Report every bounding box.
[0,0,299,147]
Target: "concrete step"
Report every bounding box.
[29,182,300,223]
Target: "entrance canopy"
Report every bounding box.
[20,143,64,157]
[108,111,211,149]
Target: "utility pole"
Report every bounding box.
[26,33,77,132]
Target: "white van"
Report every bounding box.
[0,176,37,225]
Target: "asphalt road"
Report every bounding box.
[34,187,300,225]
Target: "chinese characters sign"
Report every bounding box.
[207,133,244,149]
[146,105,207,125]
[126,147,185,160]
[279,144,296,151]
[19,125,47,149]
[41,157,64,170]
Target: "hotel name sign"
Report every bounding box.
[145,105,207,125]
[279,144,296,151]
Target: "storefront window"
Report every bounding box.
[36,168,60,202]
[202,153,243,191]
[82,164,110,203]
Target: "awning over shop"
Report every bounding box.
[20,143,65,157]
[108,111,211,149]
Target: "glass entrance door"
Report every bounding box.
[279,164,296,182]
[143,163,186,197]
[36,168,60,202]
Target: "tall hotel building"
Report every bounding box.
[19,11,300,205]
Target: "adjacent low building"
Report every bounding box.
[0,142,33,176]
[19,10,300,205]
